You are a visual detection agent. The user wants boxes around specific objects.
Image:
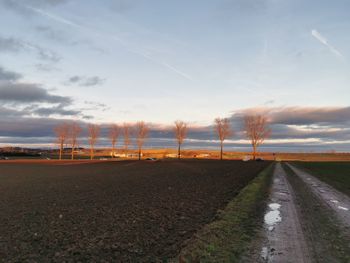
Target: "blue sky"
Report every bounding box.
[0,0,350,151]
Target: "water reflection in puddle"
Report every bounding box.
[264,203,282,231]
[338,206,349,211]
[261,246,268,260]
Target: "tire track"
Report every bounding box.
[287,163,350,227]
[259,163,311,263]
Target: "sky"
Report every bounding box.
[0,0,350,151]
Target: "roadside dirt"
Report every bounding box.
[254,163,311,263]
[287,163,350,227]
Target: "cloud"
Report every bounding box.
[0,106,350,150]
[0,36,61,62]
[67,75,105,87]
[268,106,350,125]
[0,36,24,52]
[0,67,89,118]
[35,63,59,72]
[0,82,71,104]
[311,29,344,59]
[0,66,22,81]
[32,105,81,116]
[227,106,350,144]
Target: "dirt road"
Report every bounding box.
[258,163,311,262]
[287,163,350,227]
[254,162,350,263]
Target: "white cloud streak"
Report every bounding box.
[23,4,193,81]
[311,29,344,59]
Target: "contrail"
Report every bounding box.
[23,4,193,81]
[311,29,343,59]
[24,5,83,29]
[112,37,194,81]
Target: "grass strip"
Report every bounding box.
[283,163,350,263]
[175,163,274,263]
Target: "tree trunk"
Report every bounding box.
[178,143,181,160]
[71,146,74,160]
[90,147,93,160]
[220,141,223,160]
[112,143,115,158]
[253,144,257,160]
[59,142,63,160]
[138,148,141,161]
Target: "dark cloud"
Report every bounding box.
[226,106,350,144]
[0,82,71,104]
[268,107,350,125]
[231,106,350,126]
[69,75,81,83]
[33,106,81,116]
[0,66,22,81]
[67,75,105,87]
[0,67,92,120]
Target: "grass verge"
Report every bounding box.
[283,163,350,263]
[293,161,350,196]
[174,163,274,263]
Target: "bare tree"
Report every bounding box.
[244,115,271,160]
[88,124,100,160]
[123,123,132,157]
[174,120,188,159]
[109,124,119,157]
[214,118,233,160]
[135,121,149,160]
[69,122,82,160]
[54,123,69,160]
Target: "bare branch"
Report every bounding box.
[123,123,132,157]
[214,118,233,160]
[88,124,100,160]
[174,120,188,159]
[109,124,119,157]
[244,114,271,160]
[68,122,82,160]
[135,121,149,160]
[53,123,69,160]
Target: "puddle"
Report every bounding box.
[269,203,281,210]
[261,246,268,260]
[338,206,349,211]
[330,199,339,204]
[264,203,282,231]
[277,192,288,196]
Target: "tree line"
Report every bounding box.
[54,115,270,160]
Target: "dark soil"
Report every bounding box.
[0,160,269,262]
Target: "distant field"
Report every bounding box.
[0,160,269,262]
[2,148,350,162]
[294,162,350,196]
